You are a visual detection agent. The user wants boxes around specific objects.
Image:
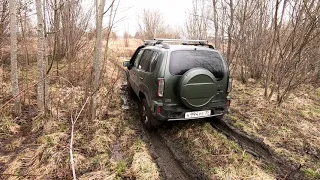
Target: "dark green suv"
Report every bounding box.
[123,39,231,129]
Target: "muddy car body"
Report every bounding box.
[123,39,231,129]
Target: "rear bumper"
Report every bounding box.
[152,102,229,121]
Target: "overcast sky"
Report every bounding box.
[110,0,193,36]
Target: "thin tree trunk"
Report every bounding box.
[53,0,60,79]
[9,0,21,116]
[91,0,106,120]
[226,0,234,64]
[35,0,46,112]
[212,0,219,49]
[265,0,280,98]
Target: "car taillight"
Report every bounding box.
[157,78,165,97]
[227,77,232,93]
[227,100,231,107]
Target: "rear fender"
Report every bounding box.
[139,84,152,110]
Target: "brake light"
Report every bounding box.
[227,100,231,107]
[157,78,165,97]
[227,77,232,93]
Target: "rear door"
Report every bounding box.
[164,49,228,109]
[135,49,161,104]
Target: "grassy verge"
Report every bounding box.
[226,79,320,179]
[162,121,276,179]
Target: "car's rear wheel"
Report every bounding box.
[128,83,135,96]
[140,99,154,130]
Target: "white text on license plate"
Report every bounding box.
[185,110,211,119]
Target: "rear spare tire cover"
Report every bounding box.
[178,68,217,110]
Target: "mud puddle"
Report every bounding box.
[210,118,307,180]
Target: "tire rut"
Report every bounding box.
[210,118,308,180]
[120,72,193,180]
[145,129,192,180]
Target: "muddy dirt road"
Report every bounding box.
[121,82,196,180]
[119,64,308,180]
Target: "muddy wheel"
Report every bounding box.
[140,99,154,130]
[128,84,135,96]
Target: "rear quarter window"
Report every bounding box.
[169,50,225,79]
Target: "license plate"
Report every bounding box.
[185,110,211,119]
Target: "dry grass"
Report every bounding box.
[0,116,20,137]
[0,38,161,179]
[226,79,320,179]
[128,138,161,180]
[163,121,275,179]
[0,71,160,179]
[107,38,142,58]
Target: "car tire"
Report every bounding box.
[140,99,154,130]
[128,83,135,96]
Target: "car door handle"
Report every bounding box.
[139,77,144,80]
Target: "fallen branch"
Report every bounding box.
[69,97,90,180]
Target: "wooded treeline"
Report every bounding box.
[1,0,118,119]
[186,0,320,104]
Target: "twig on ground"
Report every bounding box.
[69,97,90,180]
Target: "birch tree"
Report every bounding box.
[91,0,106,120]
[35,0,47,112]
[9,0,21,115]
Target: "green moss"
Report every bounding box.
[225,114,240,122]
[233,121,245,129]
[115,161,127,177]
[128,116,137,125]
[133,138,144,151]
[302,168,320,179]
[262,163,276,174]
[210,167,217,174]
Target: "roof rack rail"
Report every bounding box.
[154,38,208,44]
[144,38,215,49]
[144,39,170,49]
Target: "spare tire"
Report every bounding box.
[178,68,217,110]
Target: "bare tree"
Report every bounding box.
[185,0,320,104]
[185,0,210,39]
[91,0,106,120]
[35,0,47,112]
[137,9,167,40]
[123,31,129,47]
[9,0,21,115]
[265,0,320,104]
[60,0,92,82]
[212,0,219,48]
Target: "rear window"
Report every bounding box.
[169,50,225,79]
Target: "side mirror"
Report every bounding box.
[123,61,130,67]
